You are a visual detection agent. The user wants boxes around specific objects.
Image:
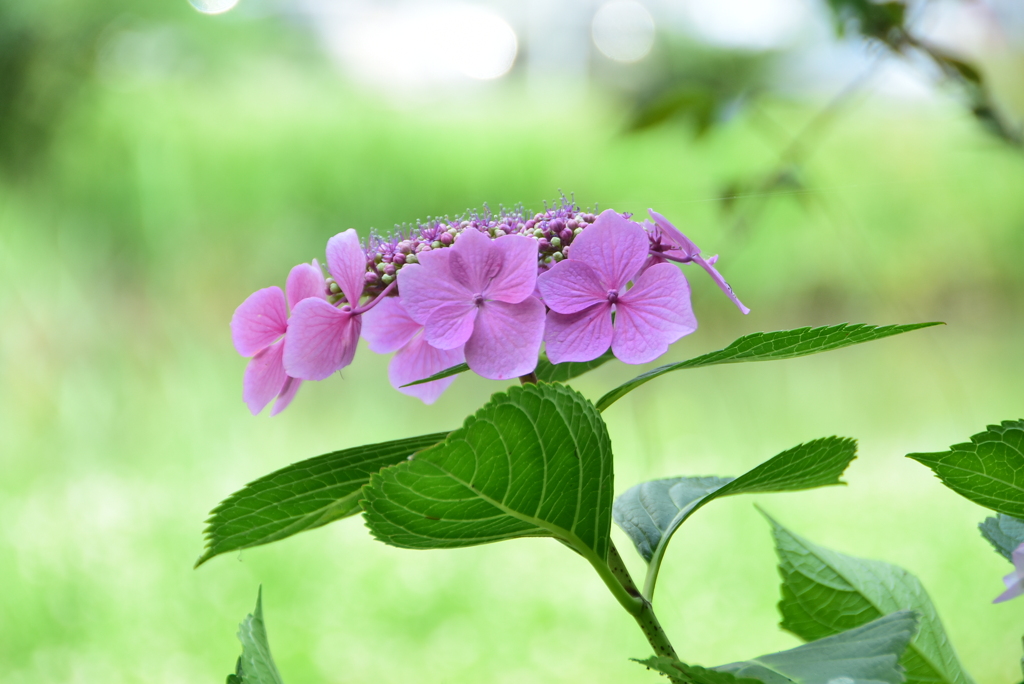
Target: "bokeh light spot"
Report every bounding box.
[592,1,656,63]
[188,0,239,16]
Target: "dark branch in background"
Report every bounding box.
[627,0,1022,233]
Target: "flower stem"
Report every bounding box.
[606,543,679,660]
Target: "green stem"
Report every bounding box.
[594,542,679,661]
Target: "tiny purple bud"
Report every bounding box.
[440,233,454,246]
[383,264,396,276]
[364,271,379,284]
[393,253,406,265]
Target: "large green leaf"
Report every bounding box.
[614,437,856,599]
[228,587,284,684]
[907,420,1024,518]
[362,383,614,561]
[769,514,974,684]
[596,322,942,411]
[979,514,1024,562]
[639,610,918,684]
[197,432,448,567]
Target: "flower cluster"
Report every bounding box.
[231,198,748,414]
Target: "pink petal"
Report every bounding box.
[612,263,698,364]
[231,286,288,357]
[326,230,367,306]
[647,208,699,259]
[270,377,303,416]
[464,297,545,380]
[482,234,539,303]
[389,334,465,404]
[693,255,750,315]
[422,302,478,350]
[361,296,421,354]
[566,209,650,291]
[447,229,503,293]
[286,260,326,310]
[283,298,362,381]
[544,303,614,364]
[243,340,288,415]
[994,574,1024,603]
[396,256,472,325]
[537,259,607,314]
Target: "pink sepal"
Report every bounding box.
[231,287,287,357]
[465,297,545,380]
[243,339,288,415]
[283,297,361,381]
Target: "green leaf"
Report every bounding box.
[718,610,918,684]
[616,438,856,600]
[768,514,974,684]
[231,587,285,684]
[979,514,1024,562]
[615,437,856,562]
[639,610,917,684]
[596,323,942,411]
[362,383,614,562]
[907,420,1024,518]
[400,362,469,387]
[535,351,615,383]
[636,656,764,683]
[196,432,448,566]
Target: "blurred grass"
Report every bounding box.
[2,31,1024,684]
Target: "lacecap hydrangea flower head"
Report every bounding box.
[230,198,748,414]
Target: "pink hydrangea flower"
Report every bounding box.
[538,209,697,365]
[645,208,750,315]
[994,542,1024,603]
[397,228,545,380]
[284,229,369,381]
[362,297,464,404]
[230,261,326,415]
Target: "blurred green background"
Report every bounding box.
[2,0,1024,682]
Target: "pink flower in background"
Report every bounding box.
[398,228,545,380]
[994,542,1024,603]
[645,208,750,315]
[285,230,368,381]
[362,297,464,404]
[230,261,325,415]
[538,209,697,365]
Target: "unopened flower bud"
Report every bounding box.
[533,229,544,238]
[553,251,565,262]
[440,233,454,245]
[550,236,561,248]
[405,253,419,264]
[329,281,341,294]
[567,219,578,230]
[393,253,406,266]
[431,240,443,249]
[381,274,395,284]
[383,264,396,276]
[573,227,583,235]
[364,271,379,283]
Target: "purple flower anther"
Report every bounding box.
[230,260,326,415]
[284,230,366,381]
[362,297,465,404]
[646,208,750,315]
[538,209,697,365]
[398,228,545,380]
[994,542,1024,603]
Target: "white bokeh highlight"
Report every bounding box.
[592,0,656,63]
[188,0,240,15]
[684,0,809,51]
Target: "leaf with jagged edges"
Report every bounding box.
[614,437,856,563]
[197,432,448,566]
[229,587,284,684]
[980,514,1024,562]
[596,322,942,411]
[768,514,974,684]
[908,420,1024,518]
[362,383,614,562]
[637,610,917,684]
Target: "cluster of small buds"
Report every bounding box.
[231,198,748,416]
[356,198,612,300]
